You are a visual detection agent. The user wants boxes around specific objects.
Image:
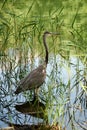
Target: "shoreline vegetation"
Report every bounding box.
[0,0,87,130]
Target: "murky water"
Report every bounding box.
[0,48,87,130]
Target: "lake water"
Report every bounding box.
[0,48,87,130]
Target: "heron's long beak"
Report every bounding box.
[49,32,60,35]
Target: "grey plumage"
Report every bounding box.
[15,64,46,94]
[15,31,59,94]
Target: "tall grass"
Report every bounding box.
[0,0,87,129]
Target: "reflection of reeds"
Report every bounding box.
[0,120,62,130]
[0,50,87,129]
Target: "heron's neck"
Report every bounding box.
[43,34,48,65]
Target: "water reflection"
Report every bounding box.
[0,48,87,130]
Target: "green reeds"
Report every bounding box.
[0,0,87,130]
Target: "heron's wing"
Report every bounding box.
[18,64,46,90]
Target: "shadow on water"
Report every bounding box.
[0,48,87,130]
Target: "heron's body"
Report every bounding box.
[15,31,58,94]
[15,64,46,94]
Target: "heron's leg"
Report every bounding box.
[33,88,39,101]
[33,89,36,100]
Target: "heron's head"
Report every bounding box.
[44,31,60,37]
